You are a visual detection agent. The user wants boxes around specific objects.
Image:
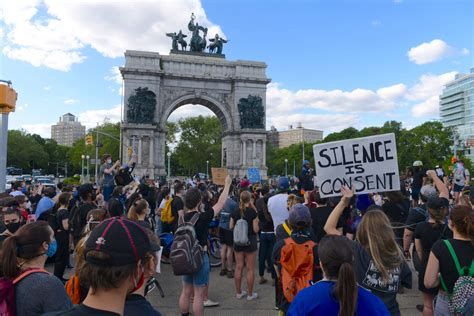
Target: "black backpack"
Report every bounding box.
[170,214,203,275]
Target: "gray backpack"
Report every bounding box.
[233,211,250,246]
[170,213,203,275]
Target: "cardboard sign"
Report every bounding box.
[211,168,228,185]
[247,167,261,184]
[313,133,400,197]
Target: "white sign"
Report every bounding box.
[313,133,400,197]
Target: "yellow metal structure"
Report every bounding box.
[0,84,17,114]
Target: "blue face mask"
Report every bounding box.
[46,239,57,257]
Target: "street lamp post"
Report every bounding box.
[81,154,85,183]
[86,155,90,181]
[284,158,288,177]
[167,152,171,181]
[206,160,209,179]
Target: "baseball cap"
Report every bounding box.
[79,183,94,195]
[288,204,311,228]
[420,185,437,200]
[413,160,423,167]
[278,177,290,190]
[85,217,160,266]
[427,196,447,210]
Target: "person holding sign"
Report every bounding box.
[324,186,412,315]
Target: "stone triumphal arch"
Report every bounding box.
[120,49,271,179]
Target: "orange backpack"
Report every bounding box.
[280,238,316,303]
[65,274,81,304]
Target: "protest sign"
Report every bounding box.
[248,167,261,183]
[313,133,400,197]
[211,167,228,185]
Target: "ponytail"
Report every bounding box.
[335,262,358,316]
[239,191,252,218]
[0,221,51,278]
[128,198,148,221]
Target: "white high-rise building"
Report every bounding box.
[439,68,474,161]
[51,113,86,146]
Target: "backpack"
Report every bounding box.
[68,205,82,239]
[233,211,250,247]
[161,198,174,224]
[0,268,49,316]
[37,207,60,232]
[65,275,82,304]
[170,214,203,276]
[439,239,474,315]
[280,238,316,303]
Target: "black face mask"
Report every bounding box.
[6,222,21,234]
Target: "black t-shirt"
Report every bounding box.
[351,241,412,314]
[405,205,428,232]
[74,203,97,236]
[231,207,258,237]
[256,197,274,232]
[309,206,342,242]
[414,222,452,267]
[124,294,162,316]
[412,168,427,188]
[431,238,474,293]
[43,303,120,315]
[183,207,214,247]
[171,196,184,222]
[382,199,410,224]
[56,208,69,231]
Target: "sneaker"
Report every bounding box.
[247,292,258,301]
[236,291,247,299]
[227,270,234,278]
[203,299,219,307]
[219,268,227,276]
[259,277,267,285]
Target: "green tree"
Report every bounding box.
[323,127,359,142]
[171,116,221,176]
[7,130,49,171]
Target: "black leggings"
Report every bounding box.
[54,231,69,280]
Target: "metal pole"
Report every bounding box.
[206,160,209,178]
[285,159,288,177]
[167,155,171,179]
[293,160,295,177]
[95,123,99,183]
[81,156,84,183]
[65,163,68,178]
[0,114,8,193]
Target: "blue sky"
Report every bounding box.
[0,0,472,138]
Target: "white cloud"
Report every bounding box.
[1,0,224,70]
[168,104,215,122]
[43,85,51,91]
[407,39,469,65]
[411,95,439,117]
[64,99,79,105]
[393,0,403,3]
[17,103,29,111]
[266,82,405,114]
[406,71,457,100]
[371,20,382,27]
[78,105,121,130]
[2,46,85,71]
[21,123,53,138]
[105,66,122,85]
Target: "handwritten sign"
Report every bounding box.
[211,168,228,186]
[248,167,261,184]
[313,133,400,197]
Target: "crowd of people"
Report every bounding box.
[0,154,473,316]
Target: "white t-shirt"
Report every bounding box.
[268,193,289,233]
[454,165,470,186]
[9,190,24,197]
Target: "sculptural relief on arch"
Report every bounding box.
[120,14,271,179]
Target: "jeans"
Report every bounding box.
[54,231,69,279]
[258,232,276,278]
[435,292,451,316]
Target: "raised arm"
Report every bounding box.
[324,185,353,235]
[426,170,449,200]
[212,175,232,216]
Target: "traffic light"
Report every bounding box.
[85,135,93,146]
[0,81,17,114]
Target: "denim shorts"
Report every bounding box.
[182,252,209,287]
[453,183,464,193]
[435,292,451,316]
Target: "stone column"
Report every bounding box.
[149,138,154,167]
[252,139,256,167]
[138,137,142,164]
[262,141,266,168]
[242,139,247,167]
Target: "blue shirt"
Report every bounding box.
[219,198,238,230]
[287,280,390,316]
[35,196,55,219]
